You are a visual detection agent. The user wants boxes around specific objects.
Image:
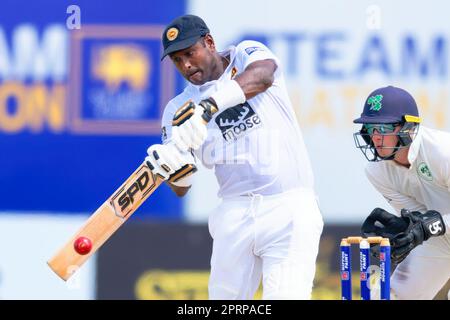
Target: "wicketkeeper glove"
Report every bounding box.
[361,207,411,239]
[389,209,446,264]
[361,208,446,264]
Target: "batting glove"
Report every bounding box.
[171,99,217,151]
[145,143,197,186]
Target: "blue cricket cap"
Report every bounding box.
[353,86,420,124]
[161,15,210,60]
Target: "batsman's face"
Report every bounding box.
[169,35,217,85]
[368,124,401,158]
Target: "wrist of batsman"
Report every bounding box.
[209,79,246,112]
[172,80,246,126]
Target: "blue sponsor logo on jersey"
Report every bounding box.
[245,46,263,55]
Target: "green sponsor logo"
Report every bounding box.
[417,162,433,181]
[367,94,383,111]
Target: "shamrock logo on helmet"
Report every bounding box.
[367,94,383,111]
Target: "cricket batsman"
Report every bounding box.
[145,14,324,299]
[353,85,450,299]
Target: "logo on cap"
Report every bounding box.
[367,94,383,111]
[166,28,179,41]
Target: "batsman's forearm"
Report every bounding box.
[235,60,276,100]
[207,60,276,112]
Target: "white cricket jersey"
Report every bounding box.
[365,126,450,233]
[161,40,315,197]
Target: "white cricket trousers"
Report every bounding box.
[391,233,450,299]
[207,188,324,300]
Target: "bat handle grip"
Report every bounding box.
[168,163,197,183]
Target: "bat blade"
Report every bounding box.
[47,162,163,280]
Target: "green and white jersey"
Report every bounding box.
[366,126,450,233]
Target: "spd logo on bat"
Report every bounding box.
[110,165,156,218]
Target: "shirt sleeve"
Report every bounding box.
[442,215,450,235]
[442,150,450,233]
[365,164,427,216]
[160,103,176,145]
[235,40,281,70]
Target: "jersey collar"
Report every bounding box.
[188,45,237,93]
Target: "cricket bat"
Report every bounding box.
[47,161,195,281]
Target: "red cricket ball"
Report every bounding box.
[74,236,92,255]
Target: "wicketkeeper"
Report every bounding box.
[354,86,450,299]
